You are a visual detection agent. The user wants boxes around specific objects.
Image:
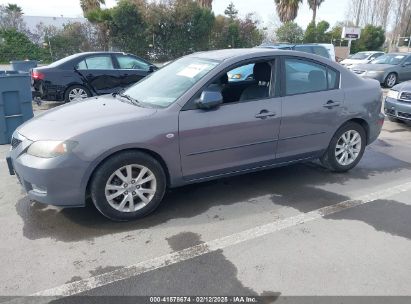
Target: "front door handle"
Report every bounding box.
[323,100,341,109]
[255,110,276,119]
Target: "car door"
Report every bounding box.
[114,54,152,88]
[179,59,282,180]
[277,56,344,161]
[76,54,120,95]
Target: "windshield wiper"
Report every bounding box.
[116,92,143,107]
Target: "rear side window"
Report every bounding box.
[76,55,114,70]
[284,58,339,95]
[116,55,150,70]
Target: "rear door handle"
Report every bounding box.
[323,100,341,109]
[255,110,276,119]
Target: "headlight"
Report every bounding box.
[387,90,399,100]
[27,140,78,158]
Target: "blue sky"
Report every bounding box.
[0,0,350,29]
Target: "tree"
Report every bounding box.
[307,0,325,24]
[80,0,106,16]
[274,0,302,23]
[0,28,48,62]
[275,21,303,43]
[197,0,212,9]
[224,2,238,19]
[0,3,26,32]
[351,24,385,52]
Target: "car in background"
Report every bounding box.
[341,51,385,69]
[351,53,411,88]
[318,43,337,62]
[385,81,411,125]
[8,48,384,221]
[258,43,334,61]
[31,52,157,103]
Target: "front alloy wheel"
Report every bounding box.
[91,151,166,221]
[105,164,157,213]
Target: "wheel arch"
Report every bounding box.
[341,118,370,144]
[84,148,171,201]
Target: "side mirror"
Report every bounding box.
[196,90,223,110]
[148,65,157,73]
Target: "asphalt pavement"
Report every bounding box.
[1,100,411,302]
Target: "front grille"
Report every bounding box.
[400,91,411,102]
[11,137,22,150]
[398,112,411,120]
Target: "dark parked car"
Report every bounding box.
[258,43,333,61]
[31,52,157,102]
[385,81,411,124]
[8,48,384,221]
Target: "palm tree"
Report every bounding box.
[274,0,303,23]
[5,3,23,14]
[307,0,325,24]
[80,0,105,16]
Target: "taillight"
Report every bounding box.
[31,70,45,80]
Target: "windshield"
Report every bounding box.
[371,54,405,65]
[123,57,219,108]
[350,52,371,60]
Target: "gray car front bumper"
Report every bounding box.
[8,135,89,207]
[385,96,411,121]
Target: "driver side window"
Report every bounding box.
[204,60,274,105]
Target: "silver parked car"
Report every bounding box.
[352,53,411,88]
[7,49,384,221]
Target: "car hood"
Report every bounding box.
[353,63,395,71]
[18,95,157,141]
[392,80,411,92]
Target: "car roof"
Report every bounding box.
[187,48,337,66]
[189,48,282,61]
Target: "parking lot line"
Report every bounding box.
[31,180,411,297]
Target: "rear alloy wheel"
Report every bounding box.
[384,73,397,88]
[64,85,91,102]
[90,151,166,221]
[320,122,366,172]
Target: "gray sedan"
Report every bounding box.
[352,53,411,88]
[7,48,384,221]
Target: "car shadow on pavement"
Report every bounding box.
[15,147,411,242]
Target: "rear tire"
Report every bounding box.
[320,122,366,172]
[384,73,397,88]
[64,85,91,103]
[90,151,166,221]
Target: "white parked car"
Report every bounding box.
[319,43,336,62]
[341,51,385,69]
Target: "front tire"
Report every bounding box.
[90,151,166,221]
[320,122,366,172]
